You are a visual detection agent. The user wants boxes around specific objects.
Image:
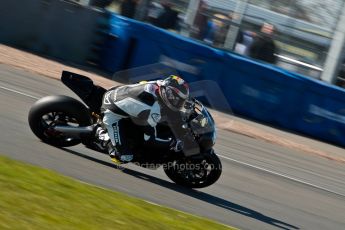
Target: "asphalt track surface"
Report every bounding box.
[1,64,345,230]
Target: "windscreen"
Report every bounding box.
[112,63,179,84]
[189,102,215,135]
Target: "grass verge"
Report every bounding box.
[0,155,235,230]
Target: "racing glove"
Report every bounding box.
[170,138,184,152]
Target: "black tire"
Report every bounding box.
[164,150,222,188]
[28,95,92,147]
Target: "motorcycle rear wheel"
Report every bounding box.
[28,95,92,147]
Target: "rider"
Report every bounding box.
[97,75,196,163]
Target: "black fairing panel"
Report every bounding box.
[61,71,106,113]
[198,132,215,151]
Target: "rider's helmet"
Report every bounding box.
[158,75,190,111]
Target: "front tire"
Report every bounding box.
[164,150,222,188]
[28,95,92,147]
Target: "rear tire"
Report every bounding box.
[28,95,92,147]
[164,150,222,188]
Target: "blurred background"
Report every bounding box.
[2,0,345,86]
[81,0,345,85]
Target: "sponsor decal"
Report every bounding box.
[103,91,112,104]
[112,122,121,145]
[200,117,208,127]
[151,113,161,123]
[144,133,151,141]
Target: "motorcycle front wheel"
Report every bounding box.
[163,150,222,188]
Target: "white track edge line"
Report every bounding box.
[0,85,39,99]
[218,154,345,198]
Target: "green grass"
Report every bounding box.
[0,156,235,230]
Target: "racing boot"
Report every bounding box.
[96,124,133,164]
[106,142,133,164]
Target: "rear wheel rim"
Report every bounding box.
[40,112,80,143]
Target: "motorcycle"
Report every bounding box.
[28,71,222,188]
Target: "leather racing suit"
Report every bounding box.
[100,80,191,162]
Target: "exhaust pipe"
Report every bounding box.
[54,125,94,138]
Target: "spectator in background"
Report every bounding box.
[235,30,256,55]
[203,18,219,45]
[120,0,138,19]
[190,0,209,40]
[212,14,230,47]
[210,12,245,49]
[336,58,345,87]
[340,58,345,78]
[154,2,178,30]
[242,30,256,55]
[203,14,232,47]
[146,2,165,25]
[248,23,278,64]
[89,0,113,8]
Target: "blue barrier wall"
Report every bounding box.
[101,14,345,147]
[0,0,106,65]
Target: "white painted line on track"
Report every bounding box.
[2,84,344,198]
[0,85,39,99]
[218,154,345,198]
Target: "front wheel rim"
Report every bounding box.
[170,158,218,185]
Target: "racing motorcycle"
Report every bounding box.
[28,71,222,188]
